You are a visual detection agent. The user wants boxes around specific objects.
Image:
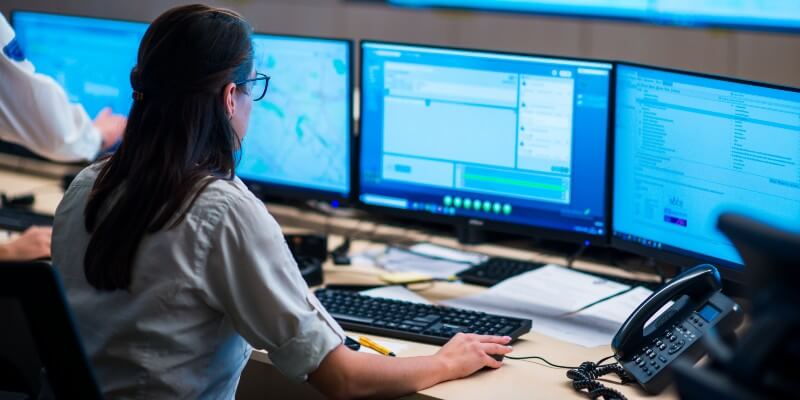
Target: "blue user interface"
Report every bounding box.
[236,35,351,197]
[614,65,800,269]
[390,1,800,31]
[360,42,612,237]
[12,11,147,118]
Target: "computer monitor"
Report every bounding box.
[236,34,352,202]
[12,11,147,118]
[1,11,146,172]
[613,63,800,283]
[359,41,613,243]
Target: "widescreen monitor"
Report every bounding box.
[613,63,800,283]
[12,11,147,118]
[236,34,352,202]
[388,1,800,32]
[359,41,613,243]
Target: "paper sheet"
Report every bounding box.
[361,285,433,305]
[441,265,653,347]
[407,243,487,265]
[351,247,472,279]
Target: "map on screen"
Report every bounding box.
[237,35,351,197]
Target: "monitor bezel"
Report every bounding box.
[239,32,356,205]
[610,61,800,284]
[356,39,614,245]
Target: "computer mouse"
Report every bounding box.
[490,353,504,362]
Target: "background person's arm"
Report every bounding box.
[0,14,125,162]
[0,226,51,261]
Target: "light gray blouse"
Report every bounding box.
[52,163,344,399]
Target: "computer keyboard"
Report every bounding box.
[0,208,54,232]
[315,288,532,345]
[457,256,663,290]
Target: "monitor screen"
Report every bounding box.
[12,11,147,118]
[359,42,612,241]
[613,64,800,273]
[388,1,800,31]
[236,34,352,200]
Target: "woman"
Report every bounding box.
[52,4,511,399]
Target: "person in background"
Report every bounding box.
[0,226,51,261]
[52,4,512,399]
[0,12,126,162]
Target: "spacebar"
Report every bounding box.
[329,313,374,325]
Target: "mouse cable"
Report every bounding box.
[504,354,615,369]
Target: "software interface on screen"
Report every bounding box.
[12,12,147,118]
[236,35,351,197]
[390,1,800,30]
[360,42,612,237]
[613,65,800,268]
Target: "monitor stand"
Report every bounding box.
[455,223,486,245]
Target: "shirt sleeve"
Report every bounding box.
[202,191,345,382]
[0,13,101,162]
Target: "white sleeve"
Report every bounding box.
[0,13,101,162]
[202,193,345,382]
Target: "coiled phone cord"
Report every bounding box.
[566,361,635,400]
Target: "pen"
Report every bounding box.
[358,336,396,357]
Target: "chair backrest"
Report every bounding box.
[0,261,103,400]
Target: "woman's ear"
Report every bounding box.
[222,82,237,119]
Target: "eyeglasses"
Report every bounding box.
[235,72,270,101]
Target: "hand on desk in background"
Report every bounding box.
[0,226,52,261]
[94,107,127,151]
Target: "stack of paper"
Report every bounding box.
[351,244,476,280]
[441,265,653,347]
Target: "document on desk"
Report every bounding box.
[351,246,473,280]
[361,285,432,305]
[442,265,653,347]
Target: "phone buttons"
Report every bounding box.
[667,340,685,355]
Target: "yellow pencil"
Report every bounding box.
[358,336,396,357]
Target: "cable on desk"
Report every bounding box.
[566,361,635,400]
[504,354,615,370]
[506,354,633,400]
[566,240,590,268]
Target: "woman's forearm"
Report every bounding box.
[309,345,452,399]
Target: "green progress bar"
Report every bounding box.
[462,173,564,191]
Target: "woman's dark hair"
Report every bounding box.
[83,4,254,291]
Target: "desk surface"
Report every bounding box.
[0,167,674,400]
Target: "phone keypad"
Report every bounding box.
[627,315,708,381]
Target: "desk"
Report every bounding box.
[0,167,675,400]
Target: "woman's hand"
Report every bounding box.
[434,333,513,380]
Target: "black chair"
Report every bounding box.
[0,261,103,400]
[673,213,800,400]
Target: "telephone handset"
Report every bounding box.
[611,264,743,394]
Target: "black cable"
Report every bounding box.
[566,240,589,268]
[506,354,633,400]
[504,355,580,369]
[504,354,617,370]
[567,361,636,400]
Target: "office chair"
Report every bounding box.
[673,213,800,400]
[0,261,104,400]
